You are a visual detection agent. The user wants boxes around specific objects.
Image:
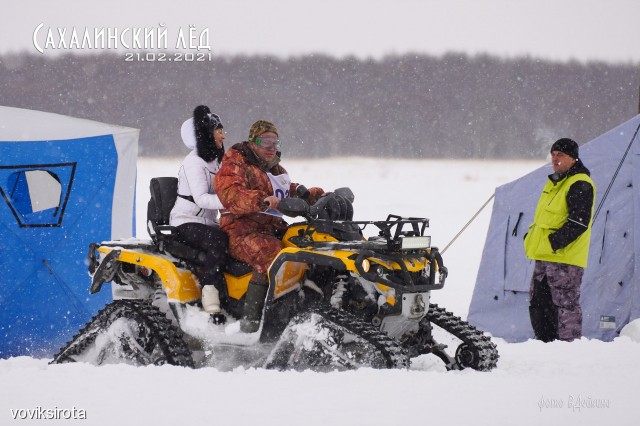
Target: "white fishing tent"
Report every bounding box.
[0,106,138,357]
[468,114,640,342]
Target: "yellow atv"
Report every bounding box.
[51,178,498,371]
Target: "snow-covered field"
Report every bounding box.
[2,157,639,426]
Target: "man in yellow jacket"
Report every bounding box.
[524,138,595,342]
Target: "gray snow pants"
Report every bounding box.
[529,260,583,342]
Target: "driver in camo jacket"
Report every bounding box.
[214,120,324,333]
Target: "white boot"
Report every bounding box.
[201,285,221,314]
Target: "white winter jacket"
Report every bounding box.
[169,118,224,227]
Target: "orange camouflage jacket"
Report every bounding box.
[213,142,324,239]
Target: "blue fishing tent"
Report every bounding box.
[0,106,138,357]
[468,114,640,342]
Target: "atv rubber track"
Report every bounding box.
[268,306,409,370]
[51,299,194,367]
[427,303,499,371]
[315,306,409,369]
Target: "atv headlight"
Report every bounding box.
[400,236,431,250]
[361,258,371,273]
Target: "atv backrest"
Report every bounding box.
[146,177,207,264]
[147,177,178,243]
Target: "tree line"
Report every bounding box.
[1,52,638,158]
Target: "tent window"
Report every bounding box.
[8,170,62,214]
[0,162,76,228]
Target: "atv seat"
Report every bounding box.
[147,177,207,264]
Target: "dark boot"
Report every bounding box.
[240,273,268,333]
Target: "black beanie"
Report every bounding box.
[550,138,579,159]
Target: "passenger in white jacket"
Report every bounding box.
[170,105,228,315]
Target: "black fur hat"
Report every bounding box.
[193,105,224,162]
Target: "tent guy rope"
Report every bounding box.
[593,119,640,221]
[441,193,495,254]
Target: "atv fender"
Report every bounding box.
[91,246,201,302]
[89,247,121,294]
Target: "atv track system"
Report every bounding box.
[424,303,499,371]
[266,306,409,371]
[50,300,194,367]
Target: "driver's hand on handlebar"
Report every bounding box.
[264,196,280,210]
[307,187,325,205]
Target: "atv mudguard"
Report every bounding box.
[89,244,201,302]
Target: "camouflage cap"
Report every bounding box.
[248,120,278,141]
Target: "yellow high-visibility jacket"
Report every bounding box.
[524,172,595,268]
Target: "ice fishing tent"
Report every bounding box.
[0,106,138,357]
[469,114,640,342]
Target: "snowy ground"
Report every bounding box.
[2,157,639,426]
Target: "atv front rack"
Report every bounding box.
[292,215,431,252]
[367,214,430,242]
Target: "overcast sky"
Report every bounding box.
[1,0,639,63]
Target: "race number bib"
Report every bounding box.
[267,173,291,199]
[262,173,292,217]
